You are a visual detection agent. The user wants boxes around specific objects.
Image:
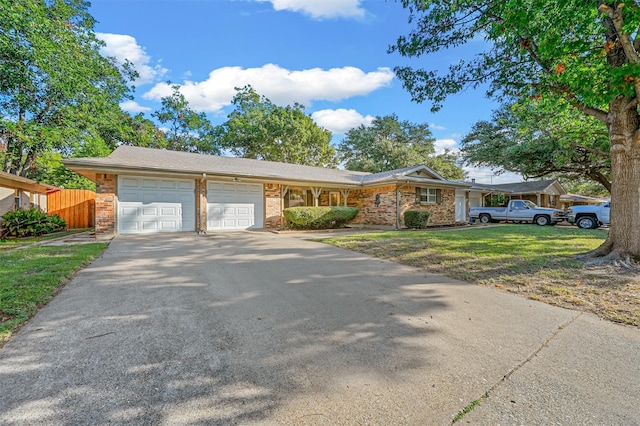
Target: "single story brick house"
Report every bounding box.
[63,146,472,238]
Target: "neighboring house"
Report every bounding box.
[0,171,56,218]
[466,179,566,208]
[63,146,472,238]
[559,193,609,210]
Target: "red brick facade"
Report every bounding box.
[262,183,458,230]
[348,185,456,228]
[264,183,283,229]
[95,173,116,238]
[92,175,458,237]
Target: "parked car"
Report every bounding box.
[470,199,566,226]
[567,202,610,229]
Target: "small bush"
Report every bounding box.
[404,210,431,229]
[1,208,66,238]
[284,206,359,230]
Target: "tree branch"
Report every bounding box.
[599,3,640,64]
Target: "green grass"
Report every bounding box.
[0,229,92,250]
[0,243,108,344]
[321,225,640,326]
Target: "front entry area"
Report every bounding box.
[206,181,263,230]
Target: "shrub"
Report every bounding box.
[284,206,359,230]
[1,208,66,238]
[404,210,431,229]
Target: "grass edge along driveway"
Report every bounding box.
[0,242,108,346]
[321,225,640,327]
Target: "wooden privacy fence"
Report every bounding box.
[47,189,96,229]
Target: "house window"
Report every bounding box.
[418,188,438,203]
[285,189,314,208]
[329,192,340,206]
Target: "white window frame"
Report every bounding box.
[419,188,437,204]
[329,191,340,206]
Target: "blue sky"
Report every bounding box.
[89,0,518,183]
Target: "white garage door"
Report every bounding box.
[118,176,195,234]
[207,181,263,230]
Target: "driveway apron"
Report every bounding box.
[0,232,638,425]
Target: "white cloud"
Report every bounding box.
[312,109,374,134]
[97,33,168,85]
[464,166,523,184]
[143,64,394,112]
[434,138,458,155]
[429,123,446,131]
[119,100,151,113]
[257,0,365,19]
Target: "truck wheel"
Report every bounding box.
[534,215,550,226]
[576,216,597,229]
[479,214,491,224]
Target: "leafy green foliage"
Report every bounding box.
[391,1,636,111]
[216,86,337,167]
[391,0,640,258]
[1,208,66,238]
[0,0,134,177]
[462,100,611,192]
[0,243,108,344]
[338,114,464,179]
[33,151,95,190]
[152,84,220,154]
[284,206,359,230]
[404,210,432,229]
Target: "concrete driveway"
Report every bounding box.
[0,232,638,425]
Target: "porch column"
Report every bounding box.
[340,189,351,206]
[310,187,322,206]
[537,193,541,206]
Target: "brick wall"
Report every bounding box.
[349,186,398,226]
[95,173,116,238]
[264,183,282,229]
[196,179,207,233]
[349,185,457,228]
[398,186,456,226]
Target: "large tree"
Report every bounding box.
[391,1,640,262]
[215,86,337,167]
[338,114,465,179]
[461,100,611,192]
[152,84,219,154]
[0,0,133,177]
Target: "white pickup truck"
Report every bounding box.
[470,200,566,226]
[567,202,610,229]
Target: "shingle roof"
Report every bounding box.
[64,146,470,188]
[468,179,562,194]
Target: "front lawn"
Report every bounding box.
[0,229,91,249]
[321,225,640,327]
[0,243,108,345]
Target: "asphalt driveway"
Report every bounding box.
[0,232,638,425]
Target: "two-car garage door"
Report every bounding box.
[117,176,263,234]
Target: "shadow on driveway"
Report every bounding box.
[0,232,635,425]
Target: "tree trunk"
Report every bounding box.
[598,97,640,260]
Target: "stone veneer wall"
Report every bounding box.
[95,173,116,237]
[264,183,283,229]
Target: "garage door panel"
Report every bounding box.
[207,181,263,230]
[118,176,195,234]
